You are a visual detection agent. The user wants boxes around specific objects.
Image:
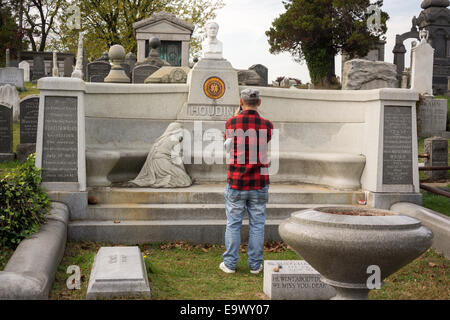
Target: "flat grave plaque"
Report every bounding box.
[41,96,78,182]
[86,247,151,299]
[263,260,336,300]
[383,106,413,185]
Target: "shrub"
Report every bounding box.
[0,154,50,249]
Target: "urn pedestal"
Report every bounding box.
[279,207,433,300]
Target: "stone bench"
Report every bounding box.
[86,149,366,190]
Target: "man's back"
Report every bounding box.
[225,109,273,190]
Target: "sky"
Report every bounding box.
[214,0,425,83]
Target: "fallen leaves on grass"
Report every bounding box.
[264,241,288,253]
[156,241,291,253]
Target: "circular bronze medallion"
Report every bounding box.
[204,77,226,100]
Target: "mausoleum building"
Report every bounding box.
[133,11,194,67]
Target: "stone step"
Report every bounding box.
[85,203,347,221]
[88,184,365,205]
[68,219,285,245]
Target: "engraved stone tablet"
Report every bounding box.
[0,67,24,90]
[41,96,78,182]
[87,61,111,83]
[132,64,159,83]
[86,247,151,300]
[417,98,447,137]
[32,55,45,81]
[263,260,336,300]
[383,106,413,185]
[20,96,39,144]
[0,103,13,154]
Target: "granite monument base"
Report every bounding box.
[178,58,240,121]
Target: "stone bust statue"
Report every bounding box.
[202,21,223,59]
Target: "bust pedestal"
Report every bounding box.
[177,57,240,121]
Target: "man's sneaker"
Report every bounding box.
[220,262,235,274]
[250,265,263,275]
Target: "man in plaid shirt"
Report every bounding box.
[220,88,273,275]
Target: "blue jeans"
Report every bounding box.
[223,184,269,271]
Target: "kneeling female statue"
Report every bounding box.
[128,122,192,188]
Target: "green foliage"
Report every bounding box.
[49,0,224,62]
[0,1,26,66]
[0,154,50,249]
[266,0,389,85]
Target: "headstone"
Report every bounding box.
[0,67,25,90]
[41,96,78,182]
[263,261,336,300]
[32,55,45,81]
[0,84,20,122]
[132,64,159,84]
[5,49,10,67]
[411,30,434,96]
[383,106,413,185]
[16,95,39,162]
[424,137,448,180]
[86,247,151,300]
[342,59,398,90]
[87,61,111,83]
[0,103,14,162]
[238,69,264,86]
[280,77,290,88]
[145,66,189,83]
[417,97,448,137]
[125,52,137,78]
[120,62,131,79]
[64,57,74,77]
[19,61,30,82]
[249,64,268,86]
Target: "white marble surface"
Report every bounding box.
[86,246,151,299]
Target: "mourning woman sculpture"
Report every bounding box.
[128,123,192,188]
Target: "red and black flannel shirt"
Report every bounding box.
[225,110,273,190]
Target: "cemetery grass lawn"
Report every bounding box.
[418,137,450,217]
[49,241,449,300]
[19,82,39,99]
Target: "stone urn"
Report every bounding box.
[279,207,433,300]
